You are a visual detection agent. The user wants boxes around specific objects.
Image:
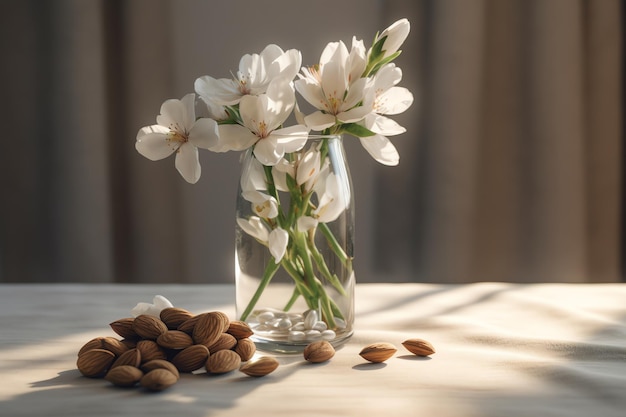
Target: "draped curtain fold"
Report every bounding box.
[0,0,622,283]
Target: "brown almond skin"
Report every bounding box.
[132,315,168,340]
[157,330,194,350]
[239,356,279,377]
[140,369,177,391]
[234,338,256,362]
[193,312,226,346]
[102,337,129,356]
[141,359,180,380]
[206,349,241,374]
[226,320,254,339]
[303,340,335,363]
[77,348,116,378]
[136,340,167,363]
[160,307,194,330]
[105,365,144,387]
[78,337,106,356]
[359,342,397,363]
[111,348,141,369]
[171,344,210,373]
[402,338,436,356]
[177,315,201,335]
[109,318,138,339]
[206,333,237,352]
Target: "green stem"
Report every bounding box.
[239,259,281,322]
[318,222,352,269]
[307,229,347,296]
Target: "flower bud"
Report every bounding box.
[380,18,410,58]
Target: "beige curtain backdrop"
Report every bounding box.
[0,0,622,284]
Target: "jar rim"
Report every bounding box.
[306,134,341,140]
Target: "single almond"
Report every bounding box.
[171,344,210,373]
[234,338,256,362]
[177,315,201,335]
[109,318,138,339]
[239,356,279,377]
[105,365,143,387]
[206,349,241,374]
[226,320,254,339]
[141,359,180,380]
[206,333,237,353]
[132,314,168,340]
[77,348,116,378]
[402,338,436,356]
[192,312,228,346]
[140,369,177,391]
[359,342,397,363]
[101,337,129,356]
[78,337,106,356]
[303,340,335,363]
[160,307,194,330]
[111,348,141,369]
[136,340,167,363]
[156,330,194,350]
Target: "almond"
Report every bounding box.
[226,320,253,339]
[303,340,335,363]
[234,338,256,362]
[171,344,210,373]
[109,318,138,339]
[206,333,237,353]
[77,348,116,377]
[206,349,241,374]
[140,369,177,391]
[160,307,194,330]
[239,356,279,377]
[102,336,129,356]
[105,365,143,387]
[156,330,194,350]
[177,315,201,335]
[402,338,436,356]
[359,342,397,363]
[136,340,167,363]
[111,348,141,369]
[192,312,228,346]
[78,337,106,356]
[141,359,180,380]
[132,314,168,340]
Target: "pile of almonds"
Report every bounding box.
[76,307,279,391]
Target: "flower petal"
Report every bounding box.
[175,143,201,183]
[272,125,309,153]
[189,118,220,150]
[359,134,400,166]
[295,79,326,111]
[237,216,269,243]
[378,87,414,115]
[268,228,289,261]
[304,111,335,130]
[194,75,241,106]
[297,216,318,231]
[364,114,406,136]
[135,125,177,161]
[218,124,259,152]
[253,137,283,166]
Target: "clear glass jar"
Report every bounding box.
[235,135,355,353]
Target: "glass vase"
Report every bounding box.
[235,134,355,353]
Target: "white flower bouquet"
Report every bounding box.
[136,18,413,348]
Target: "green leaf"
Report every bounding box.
[339,123,377,138]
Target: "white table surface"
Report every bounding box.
[1,283,625,417]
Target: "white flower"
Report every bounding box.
[237,217,289,261]
[378,18,410,58]
[358,63,414,166]
[242,190,279,219]
[194,45,302,106]
[295,40,371,130]
[130,295,173,318]
[217,77,309,165]
[312,171,349,223]
[135,94,219,183]
[272,144,327,193]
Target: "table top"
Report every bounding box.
[1,282,626,417]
